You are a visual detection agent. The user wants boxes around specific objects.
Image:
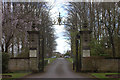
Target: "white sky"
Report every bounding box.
[54,25,70,54]
[48,1,71,54]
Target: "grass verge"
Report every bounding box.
[65,58,73,63]
[91,73,120,80]
[47,58,56,64]
[1,72,31,80]
[45,58,56,64]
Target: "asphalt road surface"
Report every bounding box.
[22,58,97,80]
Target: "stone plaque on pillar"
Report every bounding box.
[83,50,90,57]
[29,50,37,57]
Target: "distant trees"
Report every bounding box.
[64,50,71,56]
[65,2,120,57]
[2,2,57,58]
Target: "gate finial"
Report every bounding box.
[83,20,88,29]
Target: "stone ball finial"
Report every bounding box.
[32,23,36,30]
[83,21,88,29]
[32,23,36,28]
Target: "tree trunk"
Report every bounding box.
[2,44,4,52]
[109,30,116,57]
[5,44,8,53]
[17,38,20,54]
[108,9,116,58]
[0,2,2,52]
[12,42,14,57]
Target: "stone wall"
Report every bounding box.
[8,58,30,72]
[81,57,120,72]
[8,57,39,72]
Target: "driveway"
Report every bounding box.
[21,58,97,80]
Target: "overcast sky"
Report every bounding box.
[48,2,71,54]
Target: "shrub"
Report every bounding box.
[2,52,10,73]
[64,52,70,56]
[90,39,108,57]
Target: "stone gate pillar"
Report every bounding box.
[79,22,92,71]
[27,30,39,72]
[80,22,92,57]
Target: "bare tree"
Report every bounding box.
[2,2,57,58]
[65,2,120,57]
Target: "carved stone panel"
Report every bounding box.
[83,50,90,57]
[29,50,37,57]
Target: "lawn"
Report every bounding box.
[47,58,56,64]
[45,58,56,64]
[1,72,31,80]
[65,58,73,63]
[91,73,120,80]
